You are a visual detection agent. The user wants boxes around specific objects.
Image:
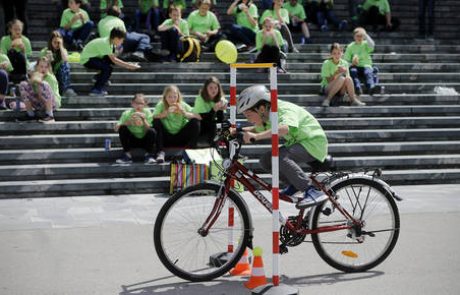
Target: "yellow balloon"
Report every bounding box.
[215,40,238,64]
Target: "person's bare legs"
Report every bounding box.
[323,76,345,106]
[344,76,366,106]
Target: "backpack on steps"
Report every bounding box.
[177,37,201,62]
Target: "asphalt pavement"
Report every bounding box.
[0,184,459,295]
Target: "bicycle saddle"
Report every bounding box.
[310,155,336,173]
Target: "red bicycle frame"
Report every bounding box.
[199,157,362,237]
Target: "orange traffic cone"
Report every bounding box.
[244,247,268,289]
[230,248,251,276]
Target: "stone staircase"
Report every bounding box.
[0,0,459,198]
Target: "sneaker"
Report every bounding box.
[300,37,305,45]
[321,24,329,32]
[144,153,156,165]
[156,151,165,164]
[116,153,133,164]
[92,76,111,86]
[63,88,78,97]
[296,186,328,209]
[89,89,106,97]
[322,99,331,107]
[39,115,55,123]
[351,98,366,106]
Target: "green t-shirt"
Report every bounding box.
[362,0,390,14]
[192,95,227,114]
[139,0,159,14]
[0,35,32,57]
[44,73,61,109]
[283,3,306,20]
[79,37,114,65]
[254,100,328,162]
[344,41,373,68]
[162,0,186,10]
[0,53,13,72]
[320,58,350,87]
[259,9,290,25]
[255,29,283,51]
[231,4,259,32]
[160,19,190,36]
[60,8,90,30]
[187,10,220,34]
[153,100,193,135]
[118,108,154,139]
[100,0,124,18]
[98,15,126,38]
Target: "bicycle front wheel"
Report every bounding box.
[311,178,400,272]
[154,182,251,282]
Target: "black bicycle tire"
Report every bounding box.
[153,182,251,282]
[311,177,400,272]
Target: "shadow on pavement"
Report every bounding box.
[120,271,383,294]
[280,270,385,287]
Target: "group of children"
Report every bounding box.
[115,76,227,165]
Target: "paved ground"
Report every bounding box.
[0,184,459,295]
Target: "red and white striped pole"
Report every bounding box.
[227,66,238,254]
[269,66,280,286]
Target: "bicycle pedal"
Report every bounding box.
[279,244,289,255]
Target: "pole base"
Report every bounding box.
[251,283,299,295]
[209,252,232,267]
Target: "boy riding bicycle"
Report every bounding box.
[237,85,328,208]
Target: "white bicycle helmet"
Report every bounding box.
[237,85,271,114]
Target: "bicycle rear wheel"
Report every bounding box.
[154,182,251,282]
[311,178,400,272]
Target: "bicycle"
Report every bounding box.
[154,121,401,282]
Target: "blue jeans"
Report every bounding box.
[59,21,94,46]
[349,66,378,91]
[0,69,8,95]
[229,24,256,46]
[83,56,113,92]
[55,62,72,93]
[418,0,435,35]
[135,8,161,32]
[123,32,152,53]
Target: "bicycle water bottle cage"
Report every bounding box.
[310,155,336,173]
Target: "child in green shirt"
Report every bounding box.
[35,57,62,109]
[283,0,311,44]
[320,43,365,107]
[344,27,382,96]
[0,19,31,84]
[152,85,201,163]
[0,53,13,110]
[158,5,190,61]
[40,30,77,98]
[359,0,400,31]
[115,93,157,165]
[254,17,286,73]
[226,0,259,47]
[59,0,95,50]
[237,84,329,208]
[80,27,141,96]
[260,0,298,53]
[187,0,222,51]
[192,76,227,145]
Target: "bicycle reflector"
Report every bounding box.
[341,250,358,258]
